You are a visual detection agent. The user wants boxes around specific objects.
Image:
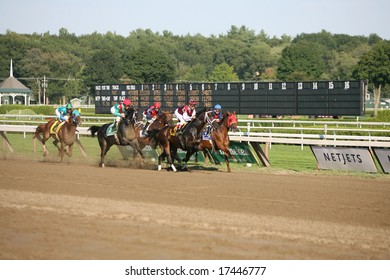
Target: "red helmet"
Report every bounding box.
[189,99,197,105]
[154,102,161,108]
[123,99,131,106]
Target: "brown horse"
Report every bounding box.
[153,109,212,172]
[134,111,174,151]
[197,111,238,172]
[33,110,82,162]
[88,107,144,167]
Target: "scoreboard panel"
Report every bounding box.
[94,80,365,116]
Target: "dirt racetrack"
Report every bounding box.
[0,155,389,260]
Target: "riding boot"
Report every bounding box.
[112,122,117,133]
[114,133,120,145]
[142,123,149,136]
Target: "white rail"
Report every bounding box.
[1,124,389,148]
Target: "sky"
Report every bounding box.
[1,0,389,39]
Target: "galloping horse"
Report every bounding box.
[197,111,238,172]
[88,107,144,167]
[153,108,212,171]
[134,111,174,150]
[33,110,82,162]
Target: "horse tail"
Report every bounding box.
[88,126,101,137]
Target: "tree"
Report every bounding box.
[277,41,326,80]
[208,63,239,82]
[123,46,176,83]
[353,41,390,116]
[83,47,124,93]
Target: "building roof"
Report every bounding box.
[0,76,32,93]
[0,59,32,94]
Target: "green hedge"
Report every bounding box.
[0,105,96,115]
[374,110,390,122]
[0,105,54,115]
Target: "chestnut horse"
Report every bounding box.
[153,109,213,172]
[135,111,174,151]
[197,111,238,172]
[88,107,144,167]
[33,110,82,162]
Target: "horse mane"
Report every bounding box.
[195,107,208,117]
[124,107,138,124]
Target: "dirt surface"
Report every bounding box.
[0,156,389,260]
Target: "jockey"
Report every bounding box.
[142,102,162,135]
[211,104,223,123]
[174,99,197,132]
[205,104,223,136]
[111,98,131,130]
[143,101,162,122]
[55,103,73,122]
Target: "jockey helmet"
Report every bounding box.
[123,98,131,106]
[66,103,73,109]
[154,102,161,108]
[189,99,197,105]
[214,104,222,110]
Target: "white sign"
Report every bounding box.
[311,146,377,173]
[373,148,390,173]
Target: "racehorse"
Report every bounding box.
[88,107,144,167]
[134,111,174,151]
[153,108,212,171]
[33,110,82,162]
[197,111,238,172]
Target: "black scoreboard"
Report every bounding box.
[94,80,365,116]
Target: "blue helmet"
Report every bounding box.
[214,104,222,110]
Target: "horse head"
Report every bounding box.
[124,107,138,125]
[71,110,82,126]
[162,111,174,126]
[227,111,238,132]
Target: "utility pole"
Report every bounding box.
[42,75,47,105]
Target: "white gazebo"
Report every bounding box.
[0,60,32,106]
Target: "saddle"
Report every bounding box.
[170,123,188,136]
[106,123,117,137]
[50,121,65,136]
[202,125,214,140]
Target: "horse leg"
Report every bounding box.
[125,139,144,168]
[35,130,50,157]
[60,142,65,162]
[158,143,176,172]
[157,150,166,171]
[53,139,61,156]
[182,149,196,171]
[99,139,109,167]
[221,147,233,172]
[68,144,73,157]
[224,153,231,172]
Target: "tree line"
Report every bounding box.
[0,26,389,114]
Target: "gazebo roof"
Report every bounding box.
[0,76,32,93]
[0,59,32,94]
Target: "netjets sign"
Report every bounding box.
[311,146,377,173]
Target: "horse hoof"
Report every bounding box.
[171,164,177,172]
[101,163,105,168]
[157,165,162,171]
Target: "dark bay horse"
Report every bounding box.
[135,111,174,150]
[33,110,82,162]
[88,107,144,167]
[197,111,238,172]
[153,109,212,171]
